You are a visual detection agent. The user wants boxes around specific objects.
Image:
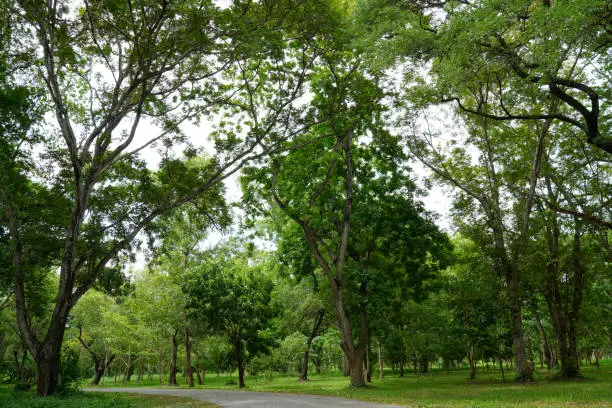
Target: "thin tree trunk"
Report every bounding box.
[498,356,506,383]
[300,309,324,381]
[535,315,553,370]
[168,330,178,386]
[468,343,476,379]
[376,336,384,380]
[195,363,203,385]
[543,208,583,378]
[234,338,246,388]
[184,326,194,387]
[365,341,372,382]
[508,263,533,382]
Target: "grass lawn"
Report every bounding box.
[0,384,218,408]
[84,359,612,407]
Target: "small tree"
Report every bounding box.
[184,244,275,388]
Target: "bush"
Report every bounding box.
[56,347,81,395]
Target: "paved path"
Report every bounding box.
[85,387,405,408]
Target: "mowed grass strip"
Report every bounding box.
[86,360,612,407]
[0,385,218,408]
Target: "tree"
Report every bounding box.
[184,243,275,388]
[271,276,329,381]
[146,168,229,387]
[393,0,612,154]
[245,61,386,387]
[129,269,185,385]
[4,0,334,395]
[442,236,509,379]
[70,290,118,385]
[243,52,450,386]
[407,108,555,381]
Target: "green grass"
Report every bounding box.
[0,385,218,408]
[84,360,612,407]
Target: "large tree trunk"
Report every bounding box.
[35,340,62,397]
[344,298,368,387]
[168,330,178,386]
[184,326,194,387]
[300,309,324,381]
[349,346,366,387]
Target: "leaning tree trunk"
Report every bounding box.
[498,356,506,383]
[90,355,115,386]
[535,315,553,370]
[168,330,178,386]
[300,309,325,381]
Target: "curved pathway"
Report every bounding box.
[85,387,405,408]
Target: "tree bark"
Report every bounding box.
[90,354,114,386]
[35,340,62,397]
[468,343,476,379]
[195,363,203,385]
[124,357,135,383]
[543,206,584,378]
[365,341,372,382]
[508,274,532,382]
[420,357,428,374]
[300,309,324,381]
[233,338,246,388]
[342,355,350,376]
[184,326,194,387]
[168,330,178,386]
